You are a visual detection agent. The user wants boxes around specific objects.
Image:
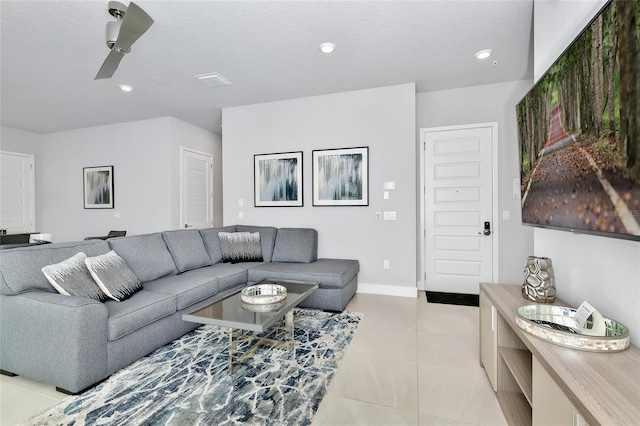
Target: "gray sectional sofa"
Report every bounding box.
[0,225,359,394]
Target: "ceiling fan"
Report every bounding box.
[95,1,154,80]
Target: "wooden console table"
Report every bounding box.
[479,283,640,426]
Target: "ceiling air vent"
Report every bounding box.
[195,72,232,88]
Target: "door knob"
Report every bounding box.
[483,221,491,236]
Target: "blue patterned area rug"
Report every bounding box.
[27,309,361,426]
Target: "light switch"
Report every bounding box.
[238,198,244,207]
[238,211,244,220]
[503,210,510,220]
[114,211,120,219]
[383,211,397,220]
[384,191,389,199]
[384,182,396,190]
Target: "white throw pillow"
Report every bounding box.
[85,250,142,301]
[41,252,107,301]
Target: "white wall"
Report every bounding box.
[37,117,220,242]
[0,126,44,229]
[222,84,417,296]
[534,0,640,345]
[417,80,534,285]
[0,126,42,155]
[533,1,605,81]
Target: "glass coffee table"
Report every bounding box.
[182,279,318,372]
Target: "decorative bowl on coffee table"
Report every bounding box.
[241,283,287,306]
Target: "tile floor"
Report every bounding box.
[0,292,507,426]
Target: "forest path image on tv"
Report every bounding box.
[517,0,640,238]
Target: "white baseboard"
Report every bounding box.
[356,282,418,298]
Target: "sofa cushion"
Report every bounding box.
[187,263,248,293]
[105,290,176,341]
[248,258,359,289]
[0,240,110,295]
[200,226,237,264]
[271,228,318,263]
[108,233,178,283]
[162,230,211,273]
[41,252,107,301]
[85,250,142,301]
[219,232,263,263]
[236,225,278,262]
[142,272,219,311]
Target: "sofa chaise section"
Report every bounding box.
[248,258,359,312]
[247,228,359,312]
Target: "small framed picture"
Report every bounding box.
[312,147,369,206]
[83,166,114,209]
[254,151,303,207]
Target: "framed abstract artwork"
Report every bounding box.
[254,151,303,207]
[312,147,368,206]
[83,166,114,209]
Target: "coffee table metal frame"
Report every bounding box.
[182,279,319,372]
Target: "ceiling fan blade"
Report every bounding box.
[95,49,126,79]
[113,2,154,52]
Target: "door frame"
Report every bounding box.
[418,122,500,291]
[0,150,36,233]
[179,146,214,230]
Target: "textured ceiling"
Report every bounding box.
[0,0,534,135]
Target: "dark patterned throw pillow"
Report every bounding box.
[218,232,263,263]
[85,250,142,301]
[41,252,107,301]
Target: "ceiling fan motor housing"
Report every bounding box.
[106,21,120,49]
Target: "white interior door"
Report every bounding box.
[0,151,35,234]
[422,124,497,295]
[180,147,213,229]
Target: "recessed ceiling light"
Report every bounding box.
[118,84,134,92]
[475,49,493,60]
[319,42,336,54]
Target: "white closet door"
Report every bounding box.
[180,148,213,229]
[1,151,35,233]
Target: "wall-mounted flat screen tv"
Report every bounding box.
[516,0,640,241]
